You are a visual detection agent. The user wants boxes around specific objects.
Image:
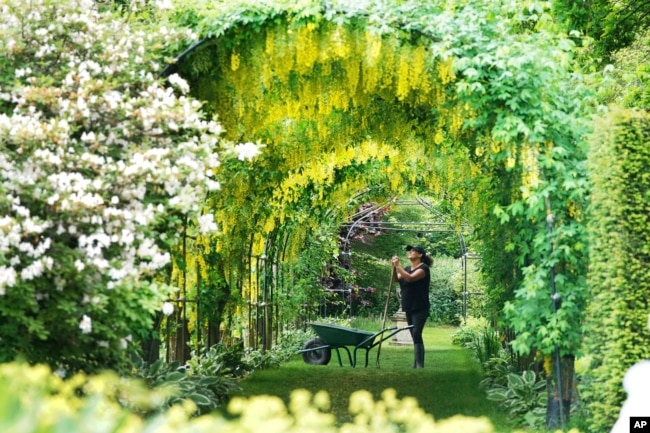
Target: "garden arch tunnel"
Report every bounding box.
[336,195,481,321]
[159,4,591,408]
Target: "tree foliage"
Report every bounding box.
[552,0,650,61]
[597,29,650,111]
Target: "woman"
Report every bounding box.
[391,245,432,368]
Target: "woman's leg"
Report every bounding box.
[410,310,427,344]
[404,312,417,367]
[410,310,428,368]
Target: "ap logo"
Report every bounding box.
[631,417,650,431]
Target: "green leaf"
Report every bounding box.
[164,372,186,382]
[187,392,214,407]
[521,370,537,384]
[463,67,480,79]
[199,376,222,386]
[507,373,524,388]
[486,388,508,402]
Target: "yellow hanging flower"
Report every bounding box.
[231,51,240,71]
[296,22,319,74]
[434,130,444,145]
[331,25,351,59]
[395,48,411,100]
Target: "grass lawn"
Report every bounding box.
[231,324,521,432]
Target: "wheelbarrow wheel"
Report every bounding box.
[301,338,331,365]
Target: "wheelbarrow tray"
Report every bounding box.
[298,322,413,367]
[309,323,375,348]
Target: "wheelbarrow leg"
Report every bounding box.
[334,348,343,367]
[335,346,353,367]
[352,347,371,368]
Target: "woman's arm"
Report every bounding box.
[391,257,426,282]
[395,266,425,282]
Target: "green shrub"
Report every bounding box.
[271,325,316,361]
[187,342,279,379]
[480,356,518,391]
[451,316,490,346]
[583,108,650,432]
[486,370,547,429]
[0,0,233,374]
[429,287,462,326]
[132,355,240,416]
[451,317,502,364]
[428,255,462,325]
[129,327,315,417]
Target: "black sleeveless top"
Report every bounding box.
[398,264,431,313]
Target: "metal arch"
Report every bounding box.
[341,197,397,258]
[414,196,468,257]
[413,197,481,321]
[333,197,395,318]
[340,196,472,258]
[340,195,481,321]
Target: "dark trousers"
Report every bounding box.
[405,309,428,344]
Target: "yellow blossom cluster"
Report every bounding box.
[196,21,455,140]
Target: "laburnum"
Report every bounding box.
[0,0,256,373]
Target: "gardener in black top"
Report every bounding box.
[391,245,432,368]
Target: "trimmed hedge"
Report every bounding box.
[583,108,650,433]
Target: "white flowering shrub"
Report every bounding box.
[0,0,230,372]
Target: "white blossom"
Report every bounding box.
[167,73,190,94]
[207,179,221,191]
[197,213,218,233]
[79,315,92,334]
[0,0,249,363]
[234,142,263,161]
[0,267,17,295]
[80,131,96,143]
[162,302,174,316]
[119,334,132,349]
[20,259,46,280]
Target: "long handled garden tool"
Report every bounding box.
[376,267,395,368]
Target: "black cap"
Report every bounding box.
[406,245,426,255]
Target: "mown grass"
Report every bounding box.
[232,322,520,432]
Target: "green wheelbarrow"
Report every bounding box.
[298,322,413,367]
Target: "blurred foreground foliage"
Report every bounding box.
[0,361,584,433]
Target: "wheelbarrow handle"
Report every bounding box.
[358,326,396,347]
[355,325,414,368]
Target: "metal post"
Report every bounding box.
[463,253,468,322]
[196,260,201,353]
[546,197,565,429]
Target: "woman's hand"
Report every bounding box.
[391,256,400,282]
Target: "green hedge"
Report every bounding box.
[583,108,650,433]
